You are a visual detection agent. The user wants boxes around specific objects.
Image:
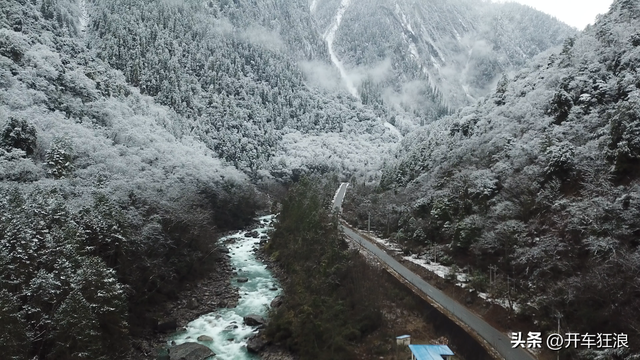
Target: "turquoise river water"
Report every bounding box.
[171,215,280,360]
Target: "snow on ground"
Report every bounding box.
[409,43,420,60]
[360,230,402,252]
[403,252,521,311]
[477,292,521,312]
[363,230,522,312]
[324,0,359,99]
[402,254,468,284]
[395,4,416,36]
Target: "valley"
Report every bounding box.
[1,0,638,359]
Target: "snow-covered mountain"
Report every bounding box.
[2,0,626,358]
[0,0,578,189]
[82,0,575,179]
[345,1,640,357]
[309,0,576,123]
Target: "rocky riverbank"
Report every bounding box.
[259,347,297,360]
[123,231,244,359]
[123,214,298,360]
[251,228,297,360]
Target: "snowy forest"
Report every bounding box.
[1,0,638,359]
[346,0,640,358]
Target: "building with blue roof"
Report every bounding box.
[408,344,454,360]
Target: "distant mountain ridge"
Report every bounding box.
[309,0,577,125]
[73,0,577,182]
[165,0,576,131]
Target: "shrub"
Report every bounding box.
[1,117,37,156]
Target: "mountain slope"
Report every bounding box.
[85,0,574,177]
[87,0,399,182]
[347,1,640,357]
[1,1,263,358]
[311,0,576,123]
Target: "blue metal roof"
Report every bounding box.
[408,345,454,360]
[397,335,411,339]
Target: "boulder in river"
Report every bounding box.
[270,295,283,308]
[237,277,249,283]
[245,231,260,238]
[197,335,213,342]
[168,342,214,360]
[243,314,266,326]
[246,335,267,353]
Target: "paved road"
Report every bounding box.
[333,182,349,212]
[333,183,535,360]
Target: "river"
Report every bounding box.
[171,215,280,360]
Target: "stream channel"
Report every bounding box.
[171,215,280,359]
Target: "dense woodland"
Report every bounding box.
[1,0,262,358]
[264,180,385,360]
[1,0,638,359]
[88,0,399,182]
[345,1,640,358]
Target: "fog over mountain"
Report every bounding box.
[346,1,640,358]
[310,0,576,125]
[4,0,635,359]
[80,0,573,182]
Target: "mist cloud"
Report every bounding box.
[299,57,393,95]
[299,60,343,91]
[241,25,285,51]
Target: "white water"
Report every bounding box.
[171,215,280,360]
[324,0,359,99]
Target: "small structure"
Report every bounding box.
[408,344,454,360]
[396,334,411,346]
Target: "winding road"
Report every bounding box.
[333,182,349,212]
[332,183,535,360]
